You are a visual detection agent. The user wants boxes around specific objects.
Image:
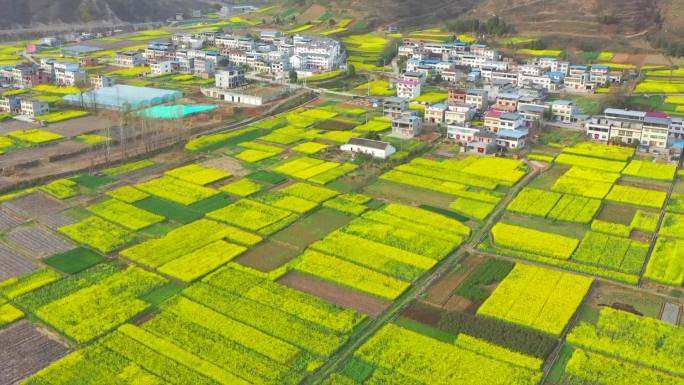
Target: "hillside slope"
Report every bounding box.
[2,0,683,49]
[0,0,214,28]
[464,0,662,38]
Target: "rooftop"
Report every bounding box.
[346,137,393,150]
[497,128,528,139]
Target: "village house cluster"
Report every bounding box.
[389,38,680,154]
[0,29,346,115]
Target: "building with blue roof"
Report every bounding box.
[64,85,183,110]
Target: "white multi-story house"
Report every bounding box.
[53,62,86,86]
[642,113,670,149]
[397,80,421,99]
[172,32,206,49]
[215,67,246,89]
[589,65,610,86]
[424,103,447,124]
[0,96,20,113]
[144,43,175,64]
[496,128,528,149]
[670,117,684,140]
[90,75,115,89]
[585,108,670,149]
[550,100,577,123]
[20,99,49,117]
[289,35,342,72]
[470,44,498,60]
[114,51,145,68]
[444,104,475,125]
[194,58,216,76]
[151,61,176,75]
[484,110,524,133]
[447,123,481,142]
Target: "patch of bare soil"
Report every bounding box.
[279,271,391,317]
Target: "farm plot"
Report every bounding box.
[220,178,264,197]
[40,179,79,200]
[273,156,358,184]
[0,302,23,327]
[352,118,391,133]
[258,125,319,145]
[207,199,295,233]
[0,269,62,299]
[485,222,641,284]
[165,164,232,185]
[272,208,353,249]
[644,238,684,285]
[379,156,525,203]
[279,182,339,202]
[346,323,542,385]
[572,231,649,275]
[605,185,667,208]
[491,223,579,259]
[453,334,544,370]
[102,159,156,176]
[134,267,369,379]
[13,264,119,312]
[44,247,105,274]
[622,159,676,181]
[121,218,260,279]
[4,225,73,258]
[292,141,329,154]
[659,212,684,238]
[0,321,70,385]
[21,343,165,385]
[0,243,38,281]
[2,192,67,219]
[106,186,150,203]
[507,188,561,217]
[36,210,79,230]
[555,153,626,173]
[450,197,497,220]
[136,176,219,205]
[668,193,684,214]
[59,216,135,253]
[33,265,167,343]
[547,195,602,223]
[323,193,371,215]
[561,348,684,385]
[254,192,319,214]
[562,142,635,161]
[343,34,391,72]
[87,199,164,230]
[8,129,64,144]
[552,167,620,199]
[0,207,26,232]
[186,126,263,151]
[236,141,285,163]
[291,204,467,300]
[477,264,592,335]
[567,307,684,376]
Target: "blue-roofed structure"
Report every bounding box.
[64,85,183,110]
[61,45,102,56]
